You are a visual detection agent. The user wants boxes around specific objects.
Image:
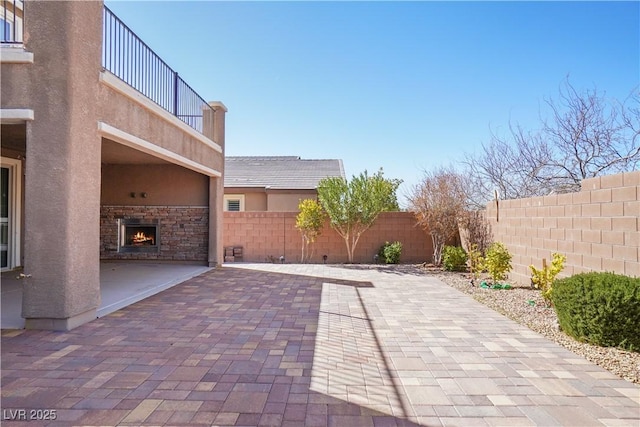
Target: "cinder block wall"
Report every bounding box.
[223,211,433,264]
[487,171,640,285]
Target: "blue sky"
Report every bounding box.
[105,1,639,205]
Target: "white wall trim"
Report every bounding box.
[0,109,34,124]
[98,122,222,178]
[1,156,23,271]
[99,71,222,154]
[0,47,33,64]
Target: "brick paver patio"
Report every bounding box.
[2,264,639,426]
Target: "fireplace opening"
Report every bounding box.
[118,219,159,253]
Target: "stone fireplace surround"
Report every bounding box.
[101,205,208,262]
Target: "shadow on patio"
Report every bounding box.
[1,265,421,426]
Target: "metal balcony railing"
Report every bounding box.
[102,6,213,134]
[1,0,24,43]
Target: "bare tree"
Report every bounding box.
[458,210,492,255]
[463,124,554,206]
[463,80,640,205]
[540,80,638,190]
[615,88,639,171]
[408,167,466,266]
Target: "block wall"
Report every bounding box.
[487,171,640,285]
[223,211,433,264]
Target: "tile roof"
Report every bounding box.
[224,156,345,190]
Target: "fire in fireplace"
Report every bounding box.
[128,228,155,246]
[118,219,159,253]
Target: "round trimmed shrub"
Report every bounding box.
[442,246,468,271]
[551,272,640,352]
[378,241,402,264]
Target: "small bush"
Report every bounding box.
[484,242,512,284]
[467,244,485,284]
[530,252,566,305]
[551,272,640,351]
[378,241,402,264]
[442,246,468,271]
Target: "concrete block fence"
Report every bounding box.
[223,211,433,264]
[487,171,640,286]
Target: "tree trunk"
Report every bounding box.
[432,233,444,265]
[345,236,354,263]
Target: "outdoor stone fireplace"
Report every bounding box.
[100,206,209,262]
[118,219,159,253]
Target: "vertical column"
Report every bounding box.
[22,1,104,330]
[206,101,227,267]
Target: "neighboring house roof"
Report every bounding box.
[224,156,346,190]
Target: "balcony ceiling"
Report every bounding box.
[101,138,169,165]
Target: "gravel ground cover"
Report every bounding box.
[419,266,640,385]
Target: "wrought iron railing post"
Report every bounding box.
[173,71,179,117]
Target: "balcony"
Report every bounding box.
[1,1,213,135]
[102,6,212,134]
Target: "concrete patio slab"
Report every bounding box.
[1,263,638,426]
[1,262,211,329]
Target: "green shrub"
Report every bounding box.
[551,272,640,351]
[484,242,512,284]
[378,241,402,264]
[442,246,468,271]
[530,252,566,305]
[468,244,485,284]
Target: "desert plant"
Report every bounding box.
[317,169,401,263]
[484,242,512,284]
[378,241,403,264]
[408,167,467,266]
[442,246,468,271]
[295,199,327,263]
[458,210,493,254]
[530,252,566,305]
[551,272,640,351]
[467,243,485,285]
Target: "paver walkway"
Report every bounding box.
[1,264,638,426]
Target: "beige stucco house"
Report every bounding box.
[1,1,226,330]
[224,156,345,212]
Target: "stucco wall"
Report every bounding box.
[8,1,105,327]
[101,164,209,206]
[223,211,432,264]
[487,171,640,285]
[97,74,223,174]
[267,192,317,211]
[224,189,320,212]
[1,1,226,328]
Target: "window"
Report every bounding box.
[1,19,11,41]
[1,1,24,43]
[224,195,245,212]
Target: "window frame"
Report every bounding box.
[224,194,245,212]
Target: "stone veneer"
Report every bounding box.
[101,206,208,262]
